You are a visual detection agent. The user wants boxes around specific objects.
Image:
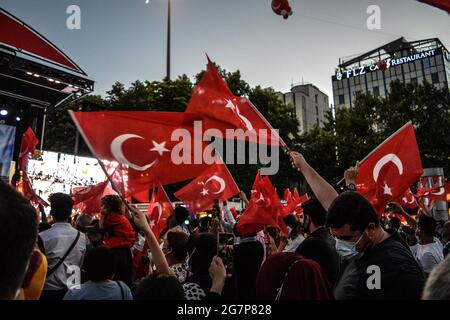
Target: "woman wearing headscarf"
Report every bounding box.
[256,252,334,300]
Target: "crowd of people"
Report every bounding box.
[1,151,450,300]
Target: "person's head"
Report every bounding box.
[187,233,217,276]
[174,206,189,225]
[301,198,327,234]
[0,182,38,299]
[326,192,380,258]
[49,193,74,222]
[417,215,437,241]
[135,273,185,300]
[422,255,450,300]
[401,226,418,246]
[100,195,124,215]
[388,217,401,231]
[86,219,104,246]
[163,231,189,264]
[76,214,93,233]
[84,246,115,282]
[199,216,212,233]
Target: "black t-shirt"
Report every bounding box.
[334,231,425,300]
[295,227,339,286]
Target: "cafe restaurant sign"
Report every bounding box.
[335,49,436,81]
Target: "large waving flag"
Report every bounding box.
[72,180,115,215]
[148,183,173,239]
[186,57,284,146]
[174,162,239,212]
[356,122,423,214]
[237,170,283,235]
[70,111,214,197]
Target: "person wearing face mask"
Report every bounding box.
[295,198,339,286]
[289,151,425,300]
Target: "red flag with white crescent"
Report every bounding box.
[174,162,239,212]
[356,122,423,214]
[70,111,213,197]
[186,57,284,146]
[148,183,173,239]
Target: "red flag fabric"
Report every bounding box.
[416,182,450,202]
[131,189,150,203]
[395,188,418,209]
[418,0,450,14]
[356,122,423,214]
[271,0,293,19]
[20,174,48,207]
[70,111,214,197]
[174,162,239,212]
[186,57,283,146]
[293,188,300,199]
[148,183,173,240]
[283,188,292,203]
[237,171,282,235]
[18,127,39,170]
[72,181,115,215]
[283,193,310,216]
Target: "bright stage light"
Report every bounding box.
[0,110,8,116]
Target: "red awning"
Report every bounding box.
[0,8,86,75]
[418,0,450,14]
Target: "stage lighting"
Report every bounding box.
[16,117,21,121]
[0,110,8,116]
[26,71,33,75]
[55,80,61,84]
[48,78,55,82]
[33,73,40,78]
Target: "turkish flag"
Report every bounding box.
[186,57,283,146]
[356,122,423,214]
[19,175,48,207]
[283,193,309,216]
[174,162,239,212]
[395,188,418,209]
[416,182,450,202]
[72,180,115,215]
[70,111,214,197]
[148,183,173,239]
[18,127,39,170]
[283,188,292,202]
[237,170,282,235]
[418,0,450,14]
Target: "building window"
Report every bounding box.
[302,96,306,109]
[338,94,345,105]
[411,77,417,84]
[315,94,318,103]
[431,72,439,84]
[316,118,320,126]
[316,105,319,115]
[354,76,361,85]
[355,90,361,97]
[373,86,380,97]
[409,62,416,72]
[423,58,430,69]
[372,71,378,81]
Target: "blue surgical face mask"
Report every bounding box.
[334,233,365,259]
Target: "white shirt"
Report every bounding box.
[415,241,444,274]
[283,234,305,252]
[39,223,86,290]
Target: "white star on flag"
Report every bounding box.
[382,183,392,195]
[151,140,170,156]
[201,188,209,196]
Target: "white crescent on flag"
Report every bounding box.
[205,175,226,194]
[373,153,404,182]
[110,134,157,171]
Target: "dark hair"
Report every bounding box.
[418,215,437,237]
[135,273,185,300]
[187,233,217,275]
[76,214,92,233]
[283,214,298,229]
[49,193,74,221]
[199,216,211,233]
[174,206,189,224]
[101,195,123,214]
[167,231,189,262]
[326,192,379,233]
[302,198,327,226]
[84,246,115,282]
[0,182,38,299]
[388,217,401,230]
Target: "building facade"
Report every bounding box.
[332,37,450,109]
[277,83,329,134]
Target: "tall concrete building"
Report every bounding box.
[277,83,329,134]
[332,37,450,109]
